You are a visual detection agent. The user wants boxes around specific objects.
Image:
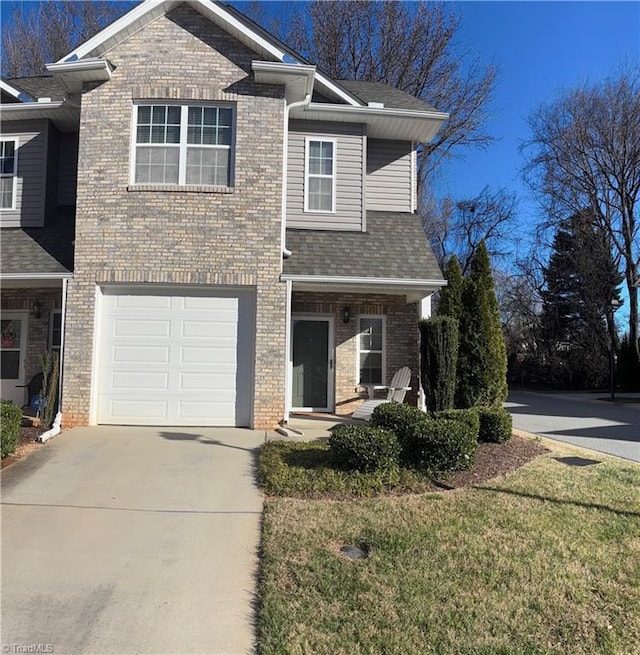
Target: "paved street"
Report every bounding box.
[507,390,640,463]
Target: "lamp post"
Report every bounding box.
[608,298,622,402]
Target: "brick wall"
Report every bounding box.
[1,287,62,397]
[62,6,286,429]
[292,291,420,414]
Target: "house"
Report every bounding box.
[0,0,447,430]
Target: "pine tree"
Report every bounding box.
[437,255,464,321]
[456,241,508,408]
[541,212,623,388]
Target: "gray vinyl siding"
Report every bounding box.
[287,120,364,231]
[0,119,47,227]
[366,139,413,213]
[58,131,79,206]
[45,122,60,220]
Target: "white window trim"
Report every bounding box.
[49,309,62,352]
[0,137,18,211]
[130,103,235,188]
[304,136,336,213]
[357,315,386,386]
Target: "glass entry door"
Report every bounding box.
[1,311,28,406]
[291,317,333,411]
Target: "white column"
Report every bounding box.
[418,295,432,411]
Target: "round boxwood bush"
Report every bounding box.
[478,407,513,443]
[433,408,480,441]
[1,400,22,459]
[371,402,431,447]
[329,424,401,473]
[406,418,477,472]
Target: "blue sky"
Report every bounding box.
[438,1,639,241]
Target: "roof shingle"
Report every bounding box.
[283,211,443,281]
[337,80,438,112]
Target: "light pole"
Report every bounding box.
[608,298,622,401]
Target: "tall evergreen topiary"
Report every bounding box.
[419,316,458,412]
[437,255,464,321]
[456,241,508,408]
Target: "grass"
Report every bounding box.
[257,440,640,655]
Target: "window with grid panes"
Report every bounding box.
[134,104,233,186]
[358,317,385,384]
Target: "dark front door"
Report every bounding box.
[292,319,330,410]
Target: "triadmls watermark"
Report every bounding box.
[2,645,54,654]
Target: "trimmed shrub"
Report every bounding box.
[478,407,513,443]
[371,402,424,438]
[433,408,480,440]
[419,316,458,412]
[1,400,22,458]
[406,418,477,472]
[329,424,401,473]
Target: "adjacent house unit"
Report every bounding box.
[0,0,447,430]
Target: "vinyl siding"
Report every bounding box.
[0,119,47,227]
[366,139,412,213]
[287,120,364,231]
[45,122,59,220]
[57,131,79,206]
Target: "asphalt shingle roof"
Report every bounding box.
[1,208,75,275]
[5,76,67,101]
[337,80,438,113]
[283,211,443,281]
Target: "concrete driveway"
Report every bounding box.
[508,390,640,463]
[1,426,264,654]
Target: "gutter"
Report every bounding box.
[281,91,312,260]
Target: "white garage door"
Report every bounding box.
[97,287,254,426]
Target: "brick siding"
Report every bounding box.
[291,291,420,414]
[62,6,286,428]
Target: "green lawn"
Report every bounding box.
[257,440,640,655]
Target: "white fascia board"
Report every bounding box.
[0,80,34,103]
[281,274,447,287]
[0,101,66,115]
[252,61,316,99]
[0,272,73,280]
[308,102,449,123]
[46,58,113,77]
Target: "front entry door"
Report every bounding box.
[291,317,333,412]
[1,311,28,406]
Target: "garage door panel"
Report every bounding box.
[113,319,171,338]
[178,400,235,422]
[112,371,169,391]
[98,288,254,426]
[180,320,237,339]
[114,295,171,310]
[107,399,169,421]
[179,372,236,391]
[180,346,237,365]
[112,345,170,364]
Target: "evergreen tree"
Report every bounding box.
[456,241,508,408]
[540,212,623,388]
[437,255,464,321]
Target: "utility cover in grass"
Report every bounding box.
[554,456,601,467]
[340,545,369,560]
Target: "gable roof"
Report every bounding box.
[56,0,362,107]
[338,80,438,113]
[283,211,444,284]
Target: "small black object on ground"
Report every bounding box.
[340,544,369,560]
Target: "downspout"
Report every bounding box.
[39,277,68,443]
[283,279,293,425]
[281,92,312,262]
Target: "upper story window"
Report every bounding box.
[358,316,385,385]
[305,137,335,212]
[133,104,234,187]
[0,139,18,210]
